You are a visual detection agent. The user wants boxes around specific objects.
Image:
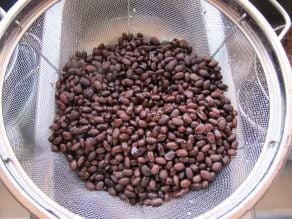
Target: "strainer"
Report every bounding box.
[0,0,291,218]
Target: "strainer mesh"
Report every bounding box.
[2,0,269,218]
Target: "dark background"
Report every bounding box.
[252,0,292,26]
[1,0,15,11]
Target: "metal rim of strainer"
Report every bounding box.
[0,0,291,218]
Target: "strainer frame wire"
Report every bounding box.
[202,0,292,218]
[0,2,78,218]
[0,0,291,218]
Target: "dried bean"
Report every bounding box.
[50,33,237,208]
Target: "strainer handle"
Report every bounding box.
[266,0,291,40]
[0,7,6,21]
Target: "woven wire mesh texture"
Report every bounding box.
[2,0,269,218]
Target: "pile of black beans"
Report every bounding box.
[49,33,238,207]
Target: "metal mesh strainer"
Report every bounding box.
[0,0,291,218]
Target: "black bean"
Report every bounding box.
[147,192,158,199]
[93,81,102,91]
[155,157,166,165]
[174,163,185,172]
[196,152,205,162]
[208,60,218,67]
[138,120,148,128]
[172,188,189,198]
[70,160,77,170]
[184,56,192,66]
[227,133,236,142]
[59,93,69,104]
[108,187,117,196]
[150,198,163,207]
[198,69,209,78]
[190,73,200,81]
[123,169,133,177]
[141,177,150,187]
[192,174,202,183]
[67,68,81,75]
[212,162,222,172]
[159,169,168,180]
[207,132,216,144]
[119,177,130,186]
[166,142,178,150]
[185,167,194,179]
[50,33,237,207]
[180,179,191,189]
[112,128,120,140]
[84,65,97,73]
[146,137,157,144]
[182,114,192,124]
[95,181,104,191]
[227,149,237,156]
[120,113,130,121]
[165,60,176,72]
[172,118,184,126]
[195,124,205,134]
[141,165,151,176]
[175,65,184,72]
[218,119,227,131]
[165,151,176,161]
[231,140,238,149]
[178,39,188,48]
[173,72,185,80]
[176,53,185,60]
[158,115,170,125]
[77,156,85,167]
[85,181,95,190]
[223,104,233,112]
[150,37,160,45]
[80,77,91,87]
[176,149,188,157]
[151,164,160,175]
[200,170,212,181]
[122,58,131,66]
[148,179,156,190]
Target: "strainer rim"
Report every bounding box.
[0,0,291,219]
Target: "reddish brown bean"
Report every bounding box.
[180,179,191,189]
[174,163,185,172]
[50,33,237,208]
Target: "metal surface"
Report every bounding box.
[0,0,291,219]
[267,0,291,40]
[0,7,6,20]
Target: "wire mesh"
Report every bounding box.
[2,0,270,218]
